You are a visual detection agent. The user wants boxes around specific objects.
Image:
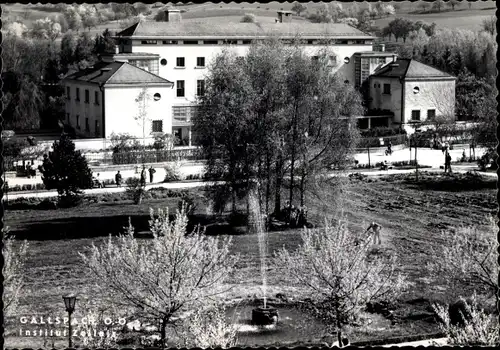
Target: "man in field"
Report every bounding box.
[365,221,382,245]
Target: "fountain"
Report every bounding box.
[248,191,279,326]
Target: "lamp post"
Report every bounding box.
[63,294,77,348]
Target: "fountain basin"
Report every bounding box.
[252,306,279,326]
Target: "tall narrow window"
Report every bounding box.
[95,120,100,136]
[85,118,90,131]
[411,110,421,121]
[152,120,163,133]
[66,86,71,100]
[76,115,80,129]
[196,57,205,67]
[383,83,391,94]
[176,57,185,67]
[94,91,100,105]
[76,88,80,101]
[427,109,436,120]
[85,89,90,103]
[197,80,205,96]
[176,80,185,97]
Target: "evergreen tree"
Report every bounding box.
[39,134,93,203]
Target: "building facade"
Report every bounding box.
[62,10,457,143]
[63,61,174,141]
[369,58,456,132]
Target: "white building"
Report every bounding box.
[369,58,456,132]
[62,10,456,145]
[63,61,174,140]
[111,9,377,144]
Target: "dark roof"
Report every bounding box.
[354,51,398,57]
[63,61,173,86]
[113,52,160,57]
[116,21,374,39]
[371,59,456,80]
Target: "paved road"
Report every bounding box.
[382,337,448,347]
[5,164,495,201]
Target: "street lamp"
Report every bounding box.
[63,294,77,348]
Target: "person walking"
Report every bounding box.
[140,166,147,187]
[148,166,156,183]
[115,171,122,187]
[444,151,452,173]
[365,221,382,245]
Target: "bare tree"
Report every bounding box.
[80,207,237,349]
[447,0,461,11]
[481,16,496,36]
[274,217,406,346]
[3,229,29,317]
[428,217,498,298]
[135,84,152,163]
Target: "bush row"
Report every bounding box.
[6,188,192,211]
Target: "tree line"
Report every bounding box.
[2,27,115,130]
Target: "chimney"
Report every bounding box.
[165,8,182,22]
[277,10,292,23]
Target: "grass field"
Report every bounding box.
[4,173,497,347]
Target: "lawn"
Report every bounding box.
[3,173,496,347]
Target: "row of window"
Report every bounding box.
[67,87,100,105]
[68,112,164,134]
[411,109,435,121]
[68,113,100,134]
[165,56,205,68]
[376,84,421,95]
[176,80,205,97]
[139,39,371,46]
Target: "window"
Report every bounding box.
[66,86,71,100]
[160,58,167,66]
[197,80,205,96]
[203,40,218,45]
[67,113,70,122]
[344,80,350,84]
[242,40,252,44]
[173,106,197,120]
[76,88,80,101]
[224,40,238,45]
[85,89,90,103]
[176,57,185,67]
[343,57,350,64]
[311,56,319,62]
[411,110,421,121]
[152,120,163,133]
[378,57,386,64]
[176,80,185,97]
[383,83,391,94]
[141,40,157,44]
[94,91,99,105]
[162,40,178,45]
[85,118,90,132]
[374,84,377,88]
[413,86,420,94]
[183,40,198,45]
[154,93,161,101]
[95,120,100,136]
[76,115,80,129]
[427,109,436,120]
[196,57,205,67]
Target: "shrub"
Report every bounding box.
[125,177,148,204]
[477,148,497,171]
[57,193,83,208]
[241,13,256,23]
[37,198,58,210]
[164,162,182,182]
[432,294,499,346]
